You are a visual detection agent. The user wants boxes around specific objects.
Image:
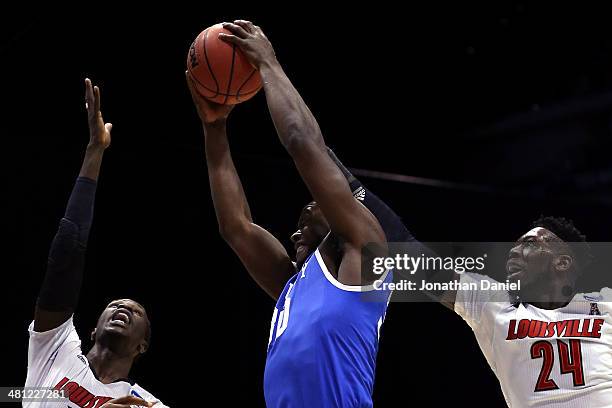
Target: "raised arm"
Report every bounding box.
[34,79,111,331]
[326,148,459,308]
[220,21,385,285]
[186,73,294,300]
[327,148,416,244]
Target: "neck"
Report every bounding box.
[525,278,575,310]
[86,343,134,384]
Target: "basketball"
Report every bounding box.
[187,23,262,105]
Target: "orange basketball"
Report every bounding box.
[187,23,262,105]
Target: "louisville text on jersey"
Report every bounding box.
[506,318,605,340]
[53,377,113,408]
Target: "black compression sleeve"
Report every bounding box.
[327,148,415,243]
[37,177,97,311]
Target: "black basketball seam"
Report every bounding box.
[191,82,260,97]
[236,68,259,102]
[202,28,220,97]
[223,44,237,104]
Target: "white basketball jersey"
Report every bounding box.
[24,316,168,408]
[455,273,612,407]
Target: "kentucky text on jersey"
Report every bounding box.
[506,318,605,340]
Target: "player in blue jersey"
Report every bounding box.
[186,20,412,408]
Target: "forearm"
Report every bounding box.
[259,62,382,246]
[203,122,253,236]
[37,176,97,313]
[259,62,324,154]
[79,144,105,181]
[355,188,414,243]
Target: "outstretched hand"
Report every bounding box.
[185,71,234,125]
[85,78,112,150]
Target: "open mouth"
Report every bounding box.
[110,310,131,327]
[506,261,524,277]
[294,240,307,253]
[295,244,307,258]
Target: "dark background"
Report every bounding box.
[3,2,612,406]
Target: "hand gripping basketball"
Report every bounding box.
[218,20,277,70]
[186,22,263,105]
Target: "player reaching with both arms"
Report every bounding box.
[187,20,412,408]
[25,79,167,408]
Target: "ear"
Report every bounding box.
[137,340,149,355]
[554,254,573,272]
[90,328,96,342]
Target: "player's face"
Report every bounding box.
[290,202,330,267]
[94,299,149,356]
[507,227,569,288]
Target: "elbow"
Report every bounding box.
[218,223,235,243]
[218,220,248,245]
[48,219,80,263]
[283,123,324,158]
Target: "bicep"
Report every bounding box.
[225,223,295,300]
[34,308,73,333]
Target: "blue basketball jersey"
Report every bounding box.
[264,248,392,408]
